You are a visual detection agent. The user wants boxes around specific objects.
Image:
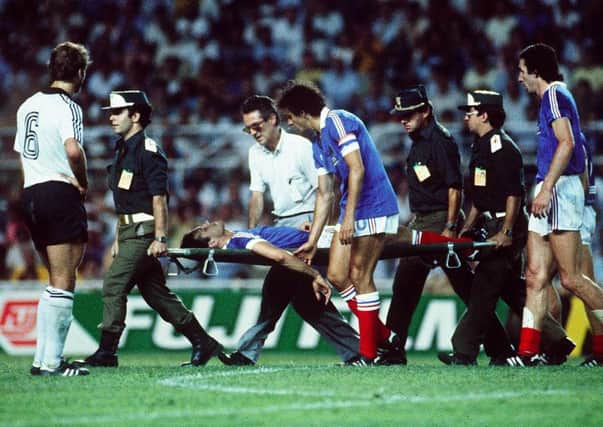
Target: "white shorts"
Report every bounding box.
[580,205,597,245]
[335,214,399,237]
[528,175,584,236]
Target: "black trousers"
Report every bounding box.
[451,213,566,358]
[235,265,359,362]
[386,210,514,358]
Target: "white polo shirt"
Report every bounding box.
[248,129,317,217]
[14,89,83,188]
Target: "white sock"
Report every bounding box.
[32,288,51,368]
[41,287,74,370]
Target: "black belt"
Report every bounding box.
[272,210,314,220]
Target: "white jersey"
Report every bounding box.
[14,88,83,188]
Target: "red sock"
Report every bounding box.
[592,335,603,358]
[345,295,390,345]
[417,230,472,245]
[356,292,381,359]
[377,320,391,345]
[346,298,359,316]
[357,309,379,358]
[518,327,541,356]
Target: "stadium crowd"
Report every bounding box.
[1,0,603,281]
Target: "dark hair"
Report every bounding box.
[241,95,279,125]
[277,80,326,116]
[49,41,91,83]
[477,106,506,128]
[519,43,563,82]
[180,231,209,249]
[128,105,152,128]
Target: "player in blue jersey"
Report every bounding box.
[184,221,332,303]
[277,81,399,364]
[515,43,603,366]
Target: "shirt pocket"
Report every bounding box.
[288,175,312,202]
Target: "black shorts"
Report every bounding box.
[21,181,88,251]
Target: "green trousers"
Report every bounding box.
[101,220,193,334]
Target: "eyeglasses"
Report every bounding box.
[464,110,480,118]
[242,119,266,134]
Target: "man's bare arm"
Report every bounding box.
[248,191,264,228]
[64,137,88,194]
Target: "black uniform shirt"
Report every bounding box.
[406,117,463,213]
[468,128,525,213]
[108,130,168,215]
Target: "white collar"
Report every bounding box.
[258,128,285,154]
[319,107,330,130]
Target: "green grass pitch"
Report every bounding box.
[1,352,601,427]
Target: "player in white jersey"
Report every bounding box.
[14,41,91,376]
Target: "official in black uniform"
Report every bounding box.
[77,91,222,368]
[439,90,572,365]
[383,85,515,365]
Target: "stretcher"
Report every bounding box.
[166,241,496,276]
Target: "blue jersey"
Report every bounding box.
[226,226,309,250]
[581,132,596,206]
[313,108,399,222]
[535,82,584,182]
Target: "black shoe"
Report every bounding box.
[40,360,90,376]
[489,354,517,366]
[376,335,407,365]
[437,352,477,366]
[543,337,576,365]
[30,365,41,376]
[73,349,118,367]
[218,351,255,366]
[504,353,548,367]
[579,355,603,367]
[183,339,224,367]
[342,355,375,366]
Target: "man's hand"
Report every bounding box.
[60,173,87,198]
[312,275,332,305]
[294,241,317,265]
[111,239,119,258]
[339,217,354,245]
[441,229,457,239]
[531,187,552,218]
[489,231,512,248]
[147,240,167,257]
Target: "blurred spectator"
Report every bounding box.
[5,224,47,281]
[319,55,361,110]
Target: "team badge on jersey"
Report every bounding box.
[490,134,502,153]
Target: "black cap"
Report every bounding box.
[101,90,152,110]
[457,90,503,111]
[390,84,429,116]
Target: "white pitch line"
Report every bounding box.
[7,389,571,426]
[159,366,337,397]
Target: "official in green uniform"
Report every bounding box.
[77,91,222,368]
